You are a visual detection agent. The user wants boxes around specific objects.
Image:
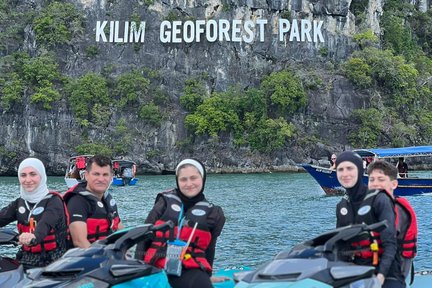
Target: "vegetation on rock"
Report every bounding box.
[0,0,431,165]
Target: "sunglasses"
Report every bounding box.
[331,158,336,160]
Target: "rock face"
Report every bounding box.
[0,0,426,175]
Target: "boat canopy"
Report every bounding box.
[68,155,94,161]
[353,146,432,158]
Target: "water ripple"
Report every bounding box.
[0,173,430,271]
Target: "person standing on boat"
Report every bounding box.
[135,158,226,288]
[367,160,417,283]
[335,151,405,288]
[0,158,68,269]
[64,155,123,248]
[396,157,409,178]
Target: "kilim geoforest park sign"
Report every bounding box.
[95,19,325,44]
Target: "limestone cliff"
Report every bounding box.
[0,0,430,175]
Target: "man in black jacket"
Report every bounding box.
[335,151,405,288]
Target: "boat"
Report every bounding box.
[64,155,94,188]
[300,146,432,196]
[112,159,138,186]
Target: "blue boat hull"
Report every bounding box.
[300,164,432,196]
[112,177,138,186]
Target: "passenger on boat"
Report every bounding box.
[122,167,133,178]
[335,151,405,288]
[396,157,409,178]
[330,153,337,169]
[362,156,375,172]
[132,164,137,178]
[113,161,120,177]
[64,155,123,248]
[0,158,68,269]
[135,158,227,288]
[68,167,80,180]
[367,160,417,282]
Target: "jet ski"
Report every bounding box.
[229,220,432,288]
[234,221,388,287]
[18,222,175,287]
[0,229,25,286]
[0,222,238,287]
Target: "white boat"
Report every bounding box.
[64,155,94,188]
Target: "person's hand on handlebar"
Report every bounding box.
[18,232,36,245]
[376,273,385,285]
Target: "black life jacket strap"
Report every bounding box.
[409,262,415,285]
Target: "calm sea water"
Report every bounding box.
[0,172,431,271]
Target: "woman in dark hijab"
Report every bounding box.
[335,151,368,211]
[136,159,226,288]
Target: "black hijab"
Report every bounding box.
[336,151,368,203]
[175,158,206,212]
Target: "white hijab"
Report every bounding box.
[18,158,49,203]
[175,159,204,177]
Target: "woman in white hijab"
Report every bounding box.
[0,158,69,269]
[136,158,226,288]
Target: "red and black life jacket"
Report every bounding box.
[113,161,120,170]
[16,191,68,254]
[144,191,213,272]
[337,190,391,261]
[64,184,120,243]
[75,157,86,169]
[394,196,417,259]
[338,190,417,265]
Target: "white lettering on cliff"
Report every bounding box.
[289,19,300,41]
[95,21,107,42]
[256,19,267,42]
[96,21,146,43]
[196,20,205,42]
[206,20,217,42]
[314,21,324,43]
[243,20,254,43]
[278,19,324,43]
[131,22,146,42]
[96,19,325,44]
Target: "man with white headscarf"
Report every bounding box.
[0,158,68,269]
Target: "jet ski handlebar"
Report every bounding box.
[0,229,19,246]
[111,220,175,253]
[365,220,388,232]
[151,220,175,233]
[321,220,389,255]
[0,229,41,248]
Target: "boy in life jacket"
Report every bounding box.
[0,158,68,269]
[335,151,405,288]
[65,155,123,248]
[367,160,418,282]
